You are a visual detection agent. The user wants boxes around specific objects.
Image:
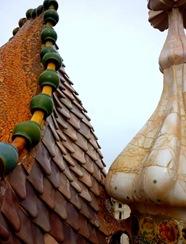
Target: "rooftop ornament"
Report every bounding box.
[106,0,186,209]
[0,0,62,176]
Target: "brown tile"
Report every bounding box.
[63,87,75,102]
[63,154,76,167]
[89,137,99,150]
[63,223,78,244]
[89,192,99,212]
[71,181,82,193]
[56,129,67,141]
[1,234,22,244]
[71,144,86,164]
[93,164,102,183]
[100,173,106,185]
[0,212,10,241]
[70,165,83,178]
[53,92,64,109]
[89,135,101,150]
[90,178,101,197]
[84,155,94,174]
[79,199,91,219]
[47,162,60,188]
[49,212,64,242]
[8,165,26,200]
[82,116,93,129]
[44,234,58,244]
[52,144,66,171]
[1,187,21,232]
[56,116,68,130]
[40,178,55,209]
[63,80,77,94]
[95,159,105,169]
[33,225,44,244]
[33,199,50,232]
[78,215,90,239]
[61,96,73,110]
[70,187,81,210]
[66,203,79,231]
[57,82,66,96]
[41,128,56,159]
[87,144,99,161]
[16,209,34,244]
[97,231,107,244]
[63,166,74,182]
[79,183,92,202]
[68,112,80,130]
[72,92,83,105]
[72,98,84,112]
[50,114,59,130]
[89,226,99,244]
[63,124,78,141]
[79,122,91,140]
[27,163,44,194]
[62,139,75,153]
[76,236,89,244]
[88,207,100,228]
[97,149,104,159]
[56,141,67,155]
[58,173,71,200]
[54,191,67,220]
[84,112,91,122]
[35,143,52,175]
[76,132,88,151]
[70,174,82,193]
[57,104,71,120]
[52,103,60,120]
[79,168,93,188]
[71,105,84,120]
[21,181,38,218]
[48,118,60,142]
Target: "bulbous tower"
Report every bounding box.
[106,0,186,242]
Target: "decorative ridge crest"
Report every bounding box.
[0,0,62,176]
[148,0,186,31]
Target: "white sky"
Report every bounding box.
[0,1,166,168]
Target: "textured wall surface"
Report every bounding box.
[0,16,43,143]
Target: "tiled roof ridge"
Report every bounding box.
[0,0,62,176]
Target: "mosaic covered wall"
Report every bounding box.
[131,214,186,244]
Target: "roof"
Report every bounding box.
[0,1,128,243]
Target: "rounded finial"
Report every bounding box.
[39,69,59,90]
[12,121,41,148]
[26,9,33,19]
[18,18,27,28]
[0,143,18,176]
[36,5,44,16]
[42,52,62,70]
[30,94,53,118]
[12,27,20,36]
[43,0,58,10]
[41,26,57,44]
[44,9,59,26]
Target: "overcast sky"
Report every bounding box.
[0,1,166,169]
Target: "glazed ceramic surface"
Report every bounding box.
[106,3,186,207]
